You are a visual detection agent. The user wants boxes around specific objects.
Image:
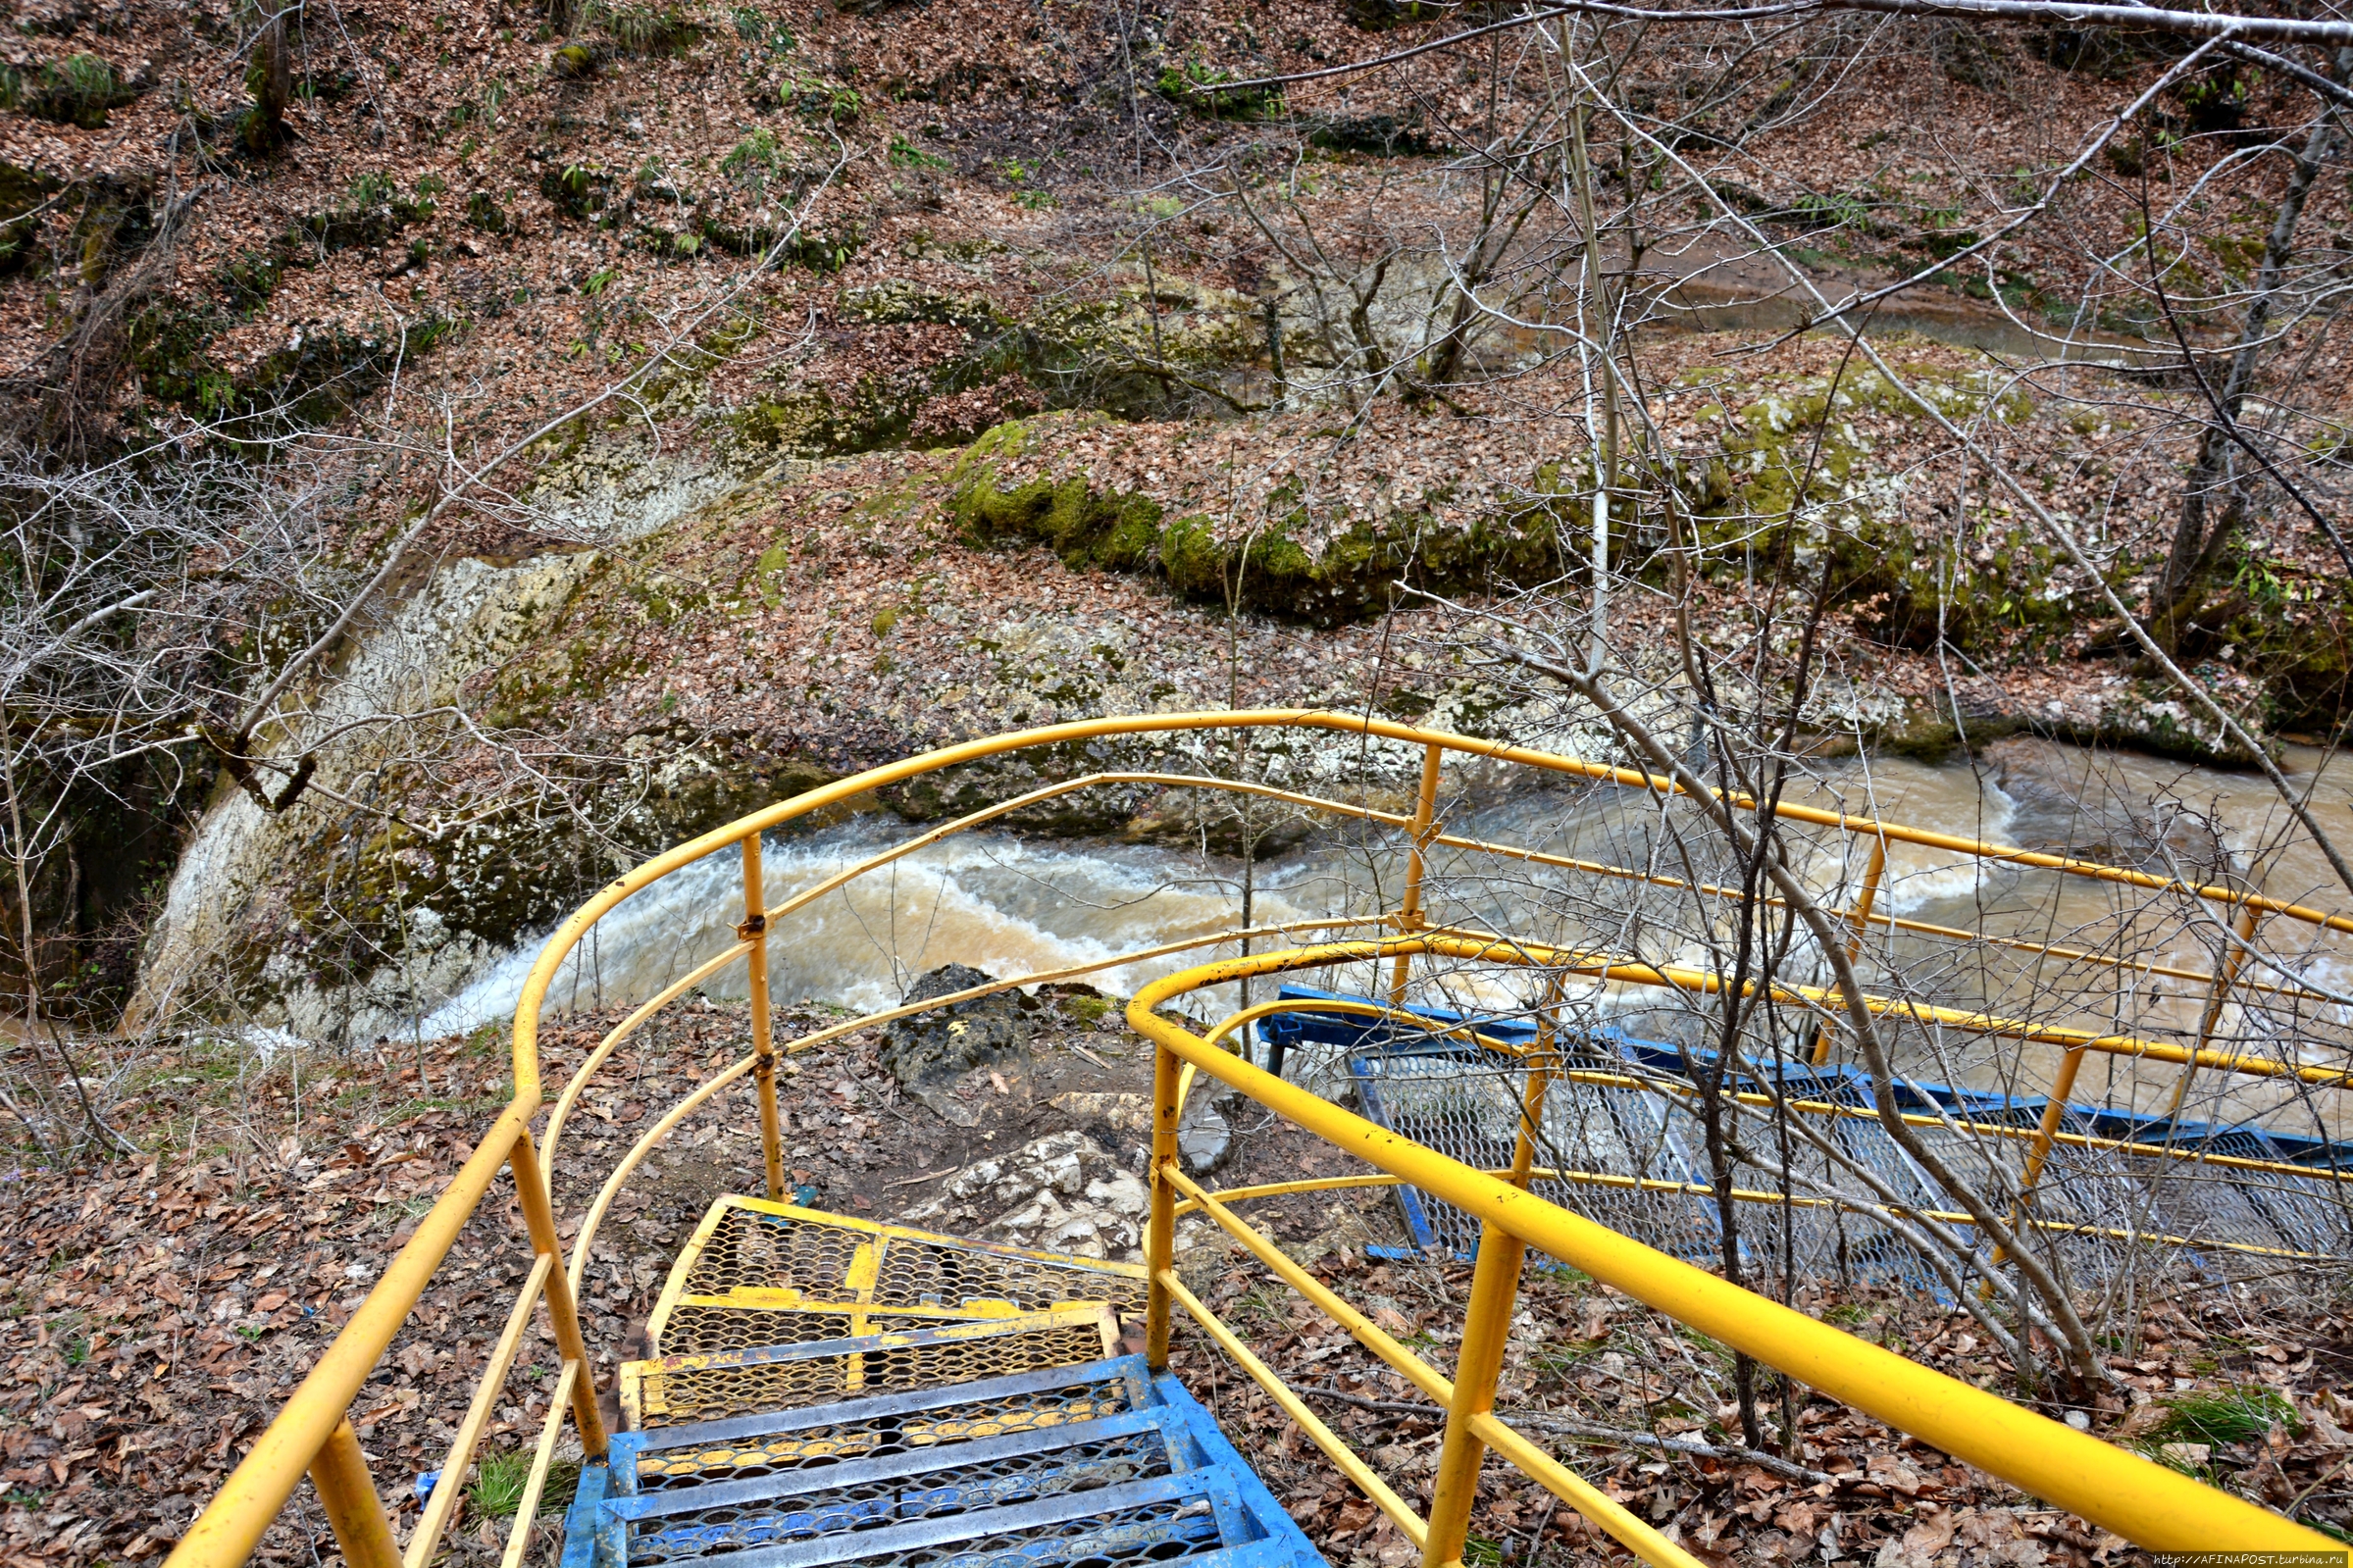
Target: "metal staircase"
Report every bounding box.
[563,1199,1322,1568]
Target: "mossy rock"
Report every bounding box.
[946,417,1564,626]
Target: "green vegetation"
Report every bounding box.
[0,53,135,128]
[947,416,1563,626]
[470,1449,533,1517]
[603,4,696,54]
[2146,1386,2299,1448]
[890,136,949,172]
[1153,51,1286,121]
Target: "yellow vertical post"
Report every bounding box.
[510,1128,609,1458]
[1390,743,1445,1005]
[1421,1216,1527,1568]
[1516,977,1564,1191]
[1985,1042,2086,1285]
[1810,835,1887,1066]
[309,1421,399,1568]
[1145,1037,1180,1370]
[2167,901,2263,1121]
[1423,951,1545,1568]
[2018,1045,2086,1201]
[742,833,785,1202]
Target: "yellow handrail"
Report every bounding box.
[1129,936,2342,1557]
[167,710,2351,1568]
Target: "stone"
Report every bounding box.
[881,964,1035,1122]
[902,1130,1150,1259]
[1049,1090,1151,1132]
[1176,1090,1231,1176]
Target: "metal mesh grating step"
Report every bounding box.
[615,1410,1193,1564]
[622,1359,1156,1494]
[660,1303,1048,1356]
[650,1200,1146,1358]
[645,1471,1257,1568]
[622,1308,1123,1430]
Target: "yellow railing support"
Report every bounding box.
[2171,901,2265,1120]
[1420,1214,1529,1568]
[1146,1035,1179,1371]
[164,1107,529,1568]
[1466,1413,1705,1568]
[1812,834,1887,1066]
[742,832,786,1203]
[1128,938,2345,1556]
[406,1251,554,1568]
[1390,742,1444,1004]
[499,1359,582,1568]
[511,1127,608,1459]
[1163,1162,1454,1401]
[1155,1264,1431,1547]
[308,1422,398,1568]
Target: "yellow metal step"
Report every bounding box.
[647,1197,1147,1357]
[619,1304,1124,1429]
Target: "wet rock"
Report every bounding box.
[1047,1087,1229,1172]
[1983,735,2228,875]
[902,1130,1149,1259]
[1177,1086,1236,1176]
[880,964,1035,1123]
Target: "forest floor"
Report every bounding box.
[5,998,2350,1566]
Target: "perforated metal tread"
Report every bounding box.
[569,1208,1323,1568]
[622,1307,1123,1430]
[638,1471,1257,1568]
[619,1358,1158,1493]
[612,1408,1201,1563]
[650,1199,1146,1357]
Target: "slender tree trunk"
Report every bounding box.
[243,6,292,151]
[1,742,109,1152]
[2156,51,2351,636]
[1262,295,1286,413]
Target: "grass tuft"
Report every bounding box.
[2151,1386,2298,1447]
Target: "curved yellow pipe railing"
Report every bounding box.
[509,708,2353,1105]
[1129,937,2344,1556]
[167,710,2353,1568]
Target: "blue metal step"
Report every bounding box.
[564,1352,1324,1568]
[618,1358,1161,1494]
[614,1408,1198,1560]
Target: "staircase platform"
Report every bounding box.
[562,1199,1321,1568]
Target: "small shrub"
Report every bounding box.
[889,136,947,171]
[346,171,396,208]
[1153,52,1285,121]
[782,72,859,124]
[723,127,783,189]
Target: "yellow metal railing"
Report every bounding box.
[161,710,2353,1568]
[1128,939,2347,1562]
